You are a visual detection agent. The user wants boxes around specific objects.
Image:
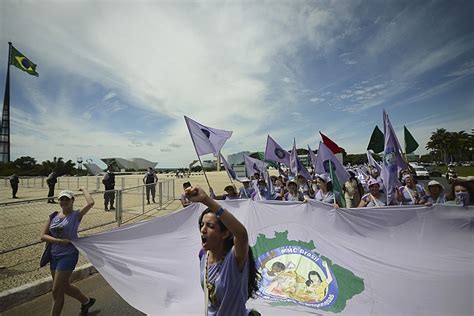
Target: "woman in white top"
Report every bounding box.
[358,179,387,207]
[313,174,341,206]
[395,174,425,205]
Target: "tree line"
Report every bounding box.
[0,156,87,177]
[1,128,472,176]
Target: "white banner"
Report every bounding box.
[74,201,474,315]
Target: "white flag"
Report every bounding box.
[184,116,232,156]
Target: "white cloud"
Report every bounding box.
[2,1,472,165]
[447,60,474,77]
[103,92,116,101]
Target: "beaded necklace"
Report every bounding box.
[204,251,223,313]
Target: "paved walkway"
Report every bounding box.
[3,273,145,316]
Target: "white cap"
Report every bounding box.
[367,178,380,187]
[58,190,74,199]
[316,173,331,183]
[427,180,444,190]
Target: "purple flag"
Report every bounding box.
[380,110,408,204]
[297,158,312,180]
[308,145,318,170]
[244,155,267,178]
[367,150,382,173]
[220,153,237,180]
[184,116,232,156]
[289,138,298,175]
[315,142,350,184]
[289,139,312,180]
[264,135,290,166]
[262,168,275,195]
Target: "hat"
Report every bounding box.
[367,178,380,187]
[286,180,297,187]
[316,173,331,183]
[58,190,74,199]
[224,185,235,192]
[427,180,444,189]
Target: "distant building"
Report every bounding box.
[83,163,105,176]
[202,160,217,169]
[101,158,158,171]
[227,151,251,167]
[406,153,420,162]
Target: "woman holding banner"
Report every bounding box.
[186,186,259,315]
[313,174,342,206]
[40,188,96,316]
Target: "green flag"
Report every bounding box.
[328,160,346,207]
[367,125,384,153]
[10,45,38,77]
[404,126,419,154]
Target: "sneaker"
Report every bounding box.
[81,297,96,315]
[104,207,109,211]
[110,206,116,210]
[152,199,156,203]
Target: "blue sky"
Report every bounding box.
[1,0,473,168]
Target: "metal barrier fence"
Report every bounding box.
[0,179,175,255]
[2,175,177,191]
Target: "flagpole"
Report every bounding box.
[1,42,12,162]
[221,152,237,190]
[196,154,212,189]
[329,160,337,208]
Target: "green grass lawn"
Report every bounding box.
[438,166,474,177]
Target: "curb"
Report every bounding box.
[0,263,97,312]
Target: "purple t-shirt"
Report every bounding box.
[200,247,249,316]
[49,210,81,256]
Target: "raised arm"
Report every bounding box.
[78,187,95,219]
[187,186,249,271]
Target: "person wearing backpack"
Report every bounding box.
[46,171,58,203]
[9,174,19,198]
[143,167,158,204]
[102,165,115,211]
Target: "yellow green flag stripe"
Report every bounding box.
[10,45,39,77]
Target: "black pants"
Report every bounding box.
[47,184,55,201]
[145,184,156,202]
[104,190,115,208]
[11,184,18,198]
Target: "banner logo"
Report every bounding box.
[253,231,364,312]
[256,246,339,308]
[383,147,397,172]
[274,148,286,160]
[200,128,211,138]
[323,159,336,173]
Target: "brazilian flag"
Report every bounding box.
[10,45,39,77]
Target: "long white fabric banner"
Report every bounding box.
[73,201,474,316]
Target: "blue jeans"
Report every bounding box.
[50,253,79,271]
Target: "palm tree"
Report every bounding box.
[426,128,449,163]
